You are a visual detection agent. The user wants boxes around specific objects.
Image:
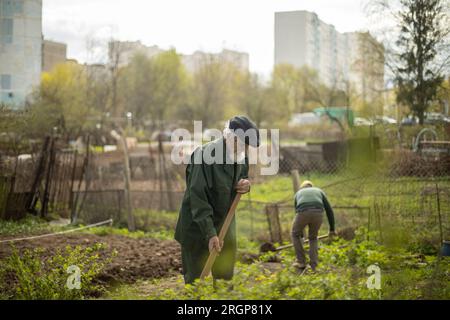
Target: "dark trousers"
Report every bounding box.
[181,238,236,284]
[291,209,323,269]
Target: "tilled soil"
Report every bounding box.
[0,233,182,284]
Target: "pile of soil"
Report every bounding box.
[0,233,182,284]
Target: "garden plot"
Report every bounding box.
[0,233,182,285]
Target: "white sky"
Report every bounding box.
[42,0,371,75]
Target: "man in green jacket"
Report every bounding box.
[175,116,260,284]
[292,180,336,272]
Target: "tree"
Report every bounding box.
[119,53,156,128]
[351,32,386,117]
[394,0,449,124]
[270,64,351,124]
[85,64,111,119]
[188,55,237,128]
[0,105,32,157]
[302,68,349,110]
[271,64,306,119]
[119,50,188,130]
[30,62,93,140]
[150,50,189,128]
[108,40,127,118]
[236,73,275,128]
[435,76,450,113]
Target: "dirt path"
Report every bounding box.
[0,233,182,284]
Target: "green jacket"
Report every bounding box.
[175,138,249,246]
[294,187,335,231]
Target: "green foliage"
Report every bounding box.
[0,243,115,300]
[187,57,241,128]
[394,0,448,124]
[236,235,260,254]
[0,215,51,236]
[235,73,276,128]
[119,50,188,128]
[29,63,96,138]
[246,176,292,203]
[85,225,174,241]
[85,226,147,238]
[270,64,355,124]
[141,228,449,300]
[83,208,179,240]
[132,209,178,231]
[382,256,450,300]
[0,106,32,154]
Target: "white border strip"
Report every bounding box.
[0,219,114,244]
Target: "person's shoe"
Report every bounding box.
[293,261,307,273]
[293,261,306,268]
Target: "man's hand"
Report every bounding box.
[208,236,223,253]
[235,179,251,194]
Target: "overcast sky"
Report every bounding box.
[42,0,371,75]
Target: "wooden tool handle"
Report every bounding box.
[200,193,242,279]
[275,234,329,251]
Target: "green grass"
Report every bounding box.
[82,226,175,241]
[0,215,53,236]
[246,176,293,203]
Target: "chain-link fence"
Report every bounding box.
[1,133,449,249]
[235,132,449,246]
[72,139,185,225]
[237,158,450,248]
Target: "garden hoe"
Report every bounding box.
[200,193,242,279]
[259,234,330,254]
[259,226,357,255]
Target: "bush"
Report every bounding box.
[0,243,116,300]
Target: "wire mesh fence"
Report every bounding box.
[234,178,450,248]
[1,134,449,248]
[72,189,185,225]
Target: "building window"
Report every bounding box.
[1,74,11,90]
[14,1,23,14]
[0,17,13,43]
[0,0,13,16]
[0,0,22,16]
[1,92,13,101]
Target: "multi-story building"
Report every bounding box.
[108,40,249,73]
[181,49,249,73]
[42,39,67,73]
[108,41,164,69]
[274,10,384,100]
[347,31,385,115]
[0,0,42,108]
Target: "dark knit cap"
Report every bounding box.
[228,115,260,147]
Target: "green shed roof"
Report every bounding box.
[313,107,355,127]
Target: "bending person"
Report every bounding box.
[291,180,336,272]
